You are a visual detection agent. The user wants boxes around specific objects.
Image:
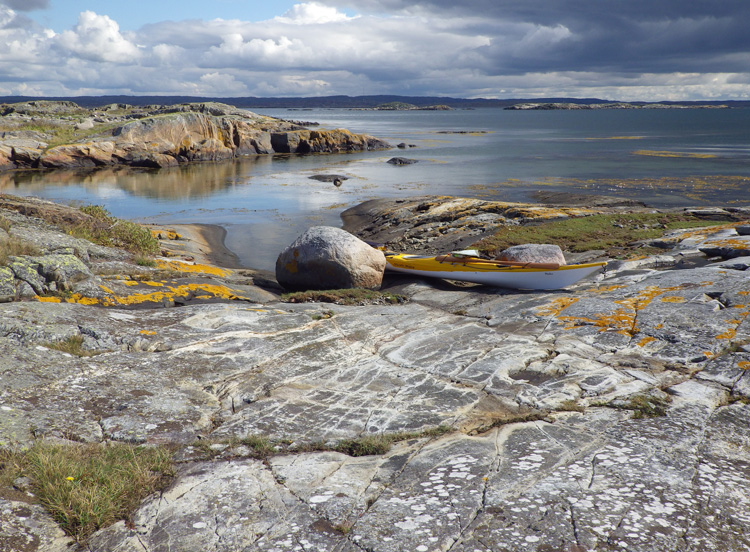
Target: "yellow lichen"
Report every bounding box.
[154,259,231,277]
[660,296,686,303]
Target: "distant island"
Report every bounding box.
[505,102,730,110]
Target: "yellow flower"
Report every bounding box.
[66,476,75,481]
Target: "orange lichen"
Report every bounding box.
[543,284,709,337]
[660,296,686,303]
[35,296,62,303]
[637,336,657,347]
[536,297,579,317]
[739,361,750,370]
[140,330,157,335]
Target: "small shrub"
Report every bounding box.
[69,205,160,256]
[0,215,11,232]
[1,441,174,542]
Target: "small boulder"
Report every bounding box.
[276,227,386,291]
[496,244,566,265]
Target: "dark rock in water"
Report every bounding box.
[275,226,386,291]
[387,157,418,165]
[397,143,407,149]
[308,174,348,183]
[497,244,566,265]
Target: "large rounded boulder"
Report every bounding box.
[496,244,566,265]
[276,226,386,290]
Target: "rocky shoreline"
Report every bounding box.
[0,101,390,171]
[2,193,750,551]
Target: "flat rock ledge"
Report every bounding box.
[2,197,750,552]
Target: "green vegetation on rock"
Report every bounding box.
[282,288,407,305]
[72,205,160,256]
[473,212,733,257]
[0,235,41,266]
[0,441,174,542]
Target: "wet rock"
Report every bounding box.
[275,226,386,291]
[387,157,418,165]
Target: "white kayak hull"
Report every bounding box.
[385,254,606,290]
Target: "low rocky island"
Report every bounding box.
[1,192,749,551]
[0,101,390,171]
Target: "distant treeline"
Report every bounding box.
[1,94,748,109]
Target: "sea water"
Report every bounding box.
[2,107,748,270]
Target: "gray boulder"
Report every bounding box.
[497,243,566,265]
[275,226,386,290]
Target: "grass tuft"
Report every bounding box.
[0,235,42,266]
[0,441,174,542]
[44,335,100,357]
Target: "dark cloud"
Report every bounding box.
[1,0,49,10]
[327,0,750,74]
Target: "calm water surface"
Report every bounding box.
[3,108,749,270]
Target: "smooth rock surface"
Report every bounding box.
[275,226,386,290]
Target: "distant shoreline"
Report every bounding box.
[1,94,747,109]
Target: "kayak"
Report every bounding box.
[384,252,607,290]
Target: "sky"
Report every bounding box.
[1,0,749,101]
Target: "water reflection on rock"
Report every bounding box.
[0,156,276,200]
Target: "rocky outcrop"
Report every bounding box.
[2,196,750,551]
[0,101,390,171]
[275,226,386,290]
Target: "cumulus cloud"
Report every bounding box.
[56,11,140,63]
[275,2,352,24]
[0,1,748,99]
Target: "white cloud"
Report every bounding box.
[0,2,747,100]
[56,11,141,63]
[275,2,352,24]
